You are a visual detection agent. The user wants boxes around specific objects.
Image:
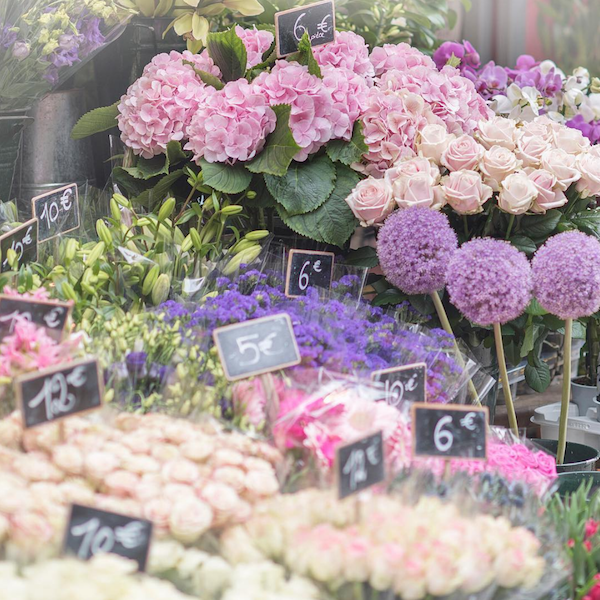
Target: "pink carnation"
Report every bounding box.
[369,42,435,76]
[359,87,440,176]
[252,60,333,161]
[313,30,374,80]
[186,79,276,164]
[235,25,274,69]
[322,65,369,141]
[378,64,492,135]
[117,51,216,159]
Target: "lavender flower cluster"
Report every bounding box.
[160,269,464,403]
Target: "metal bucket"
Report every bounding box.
[0,109,31,203]
[530,438,599,472]
[18,90,95,217]
[556,471,600,497]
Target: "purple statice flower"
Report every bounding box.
[532,231,600,319]
[433,40,480,73]
[567,115,600,145]
[0,24,17,49]
[447,239,532,326]
[377,207,458,295]
[474,61,509,99]
[78,16,105,57]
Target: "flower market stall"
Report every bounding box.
[2,0,600,598]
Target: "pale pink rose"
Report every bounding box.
[576,153,600,197]
[498,171,538,215]
[590,145,600,158]
[479,145,522,191]
[213,449,245,468]
[441,135,485,171]
[0,417,22,449]
[162,483,196,502]
[416,124,455,164]
[521,115,558,144]
[441,170,493,215]
[343,537,371,582]
[200,482,240,526]
[515,134,551,168]
[213,467,246,494]
[123,454,160,475]
[51,444,84,475]
[169,498,213,543]
[161,459,200,484]
[85,451,121,481]
[526,168,568,213]
[134,480,162,503]
[243,469,280,498]
[392,173,446,210]
[14,454,64,483]
[94,494,140,517]
[553,125,590,155]
[541,148,582,190]
[58,481,96,505]
[151,443,181,462]
[243,457,273,472]
[9,511,55,553]
[28,482,64,506]
[143,497,174,535]
[476,116,521,150]
[104,470,140,498]
[345,177,395,227]
[180,438,214,463]
[0,487,32,514]
[385,156,440,186]
[121,433,152,455]
[164,423,195,445]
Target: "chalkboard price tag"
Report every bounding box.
[285,249,334,297]
[64,504,152,571]
[412,403,488,461]
[32,183,80,242]
[337,431,385,499]
[213,313,301,381]
[0,219,38,273]
[15,358,103,429]
[371,362,426,408]
[0,295,72,341]
[275,0,335,57]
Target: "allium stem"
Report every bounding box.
[505,214,515,240]
[462,215,469,238]
[557,318,572,465]
[493,322,518,436]
[430,291,481,406]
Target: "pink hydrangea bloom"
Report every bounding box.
[321,65,369,141]
[0,318,78,377]
[369,42,435,76]
[359,87,440,176]
[313,30,375,80]
[253,60,333,161]
[118,51,217,159]
[185,79,276,164]
[378,64,492,135]
[235,25,274,69]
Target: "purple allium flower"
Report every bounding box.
[446,238,532,326]
[377,207,458,295]
[532,231,600,319]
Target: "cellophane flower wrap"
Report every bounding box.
[0,0,130,110]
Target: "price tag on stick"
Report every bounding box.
[15,358,103,429]
[0,295,72,341]
[337,431,385,499]
[32,183,80,242]
[64,504,152,571]
[213,313,301,381]
[371,363,426,408]
[412,403,488,461]
[0,219,38,273]
[275,0,336,57]
[285,249,334,297]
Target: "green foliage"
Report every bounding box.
[71,103,118,140]
[326,121,368,166]
[199,159,252,194]
[206,27,247,82]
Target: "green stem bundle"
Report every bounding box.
[557,318,573,465]
[493,322,518,436]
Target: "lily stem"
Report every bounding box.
[493,322,518,435]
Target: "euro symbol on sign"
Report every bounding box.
[460,412,477,431]
[313,260,322,273]
[258,332,278,356]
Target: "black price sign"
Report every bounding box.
[32,183,80,242]
[0,295,72,341]
[15,359,103,429]
[371,363,426,408]
[213,313,301,381]
[285,249,334,297]
[337,431,385,499]
[64,504,152,571]
[412,404,488,461]
[275,0,335,57]
[0,219,38,273]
